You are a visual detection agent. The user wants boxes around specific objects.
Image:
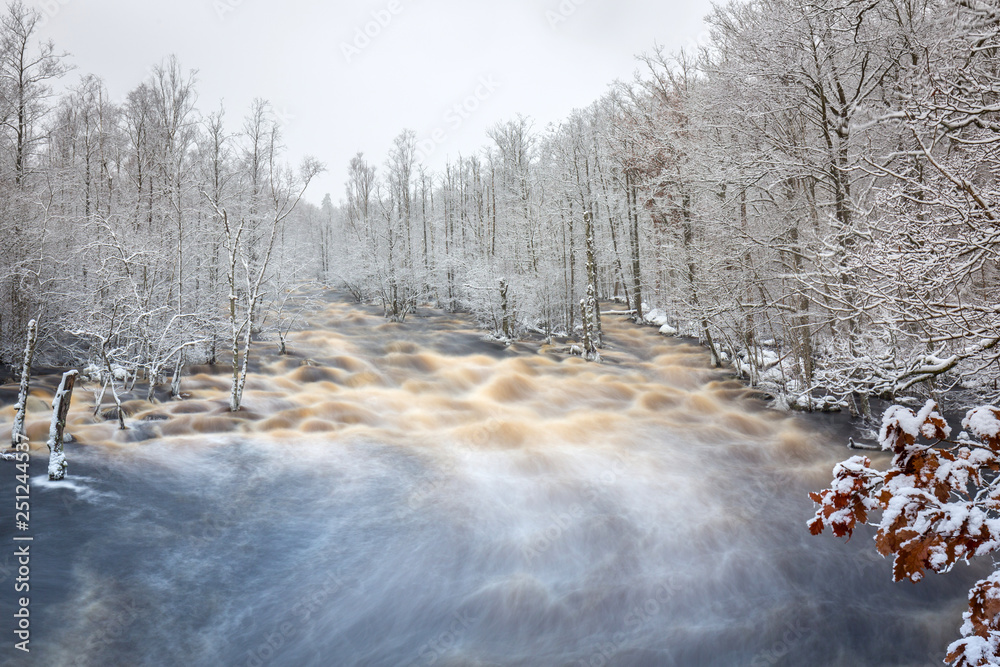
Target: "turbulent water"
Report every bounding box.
[0,293,984,666]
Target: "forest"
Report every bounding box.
[1,0,998,418]
[332,0,1000,421]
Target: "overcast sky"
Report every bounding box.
[34,0,716,204]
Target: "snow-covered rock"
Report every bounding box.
[895,396,923,407]
[643,308,670,327]
[794,394,846,412]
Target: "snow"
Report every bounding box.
[933,502,980,539]
[658,323,678,336]
[929,546,949,569]
[833,455,872,477]
[964,407,1000,442]
[919,354,957,373]
[760,367,785,383]
[47,451,66,480]
[878,479,919,529]
[895,396,924,408]
[794,394,845,412]
[947,633,1000,665]
[935,452,977,491]
[734,348,782,376]
[80,362,130,383]
[976,522,1000,558]
[879,400,951,450]
[643,308,670,328]
[828,507,854,526]
[755,349,780,368]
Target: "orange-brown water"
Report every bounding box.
[8,298,814,469]
[0,292,979,666]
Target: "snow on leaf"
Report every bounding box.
[808,456,881,539]
[947,634,1000,667]
[879,401,951,470]
[964,407,1000,451]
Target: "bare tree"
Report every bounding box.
[206,100,324,412]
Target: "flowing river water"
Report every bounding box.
[0,292,985,666]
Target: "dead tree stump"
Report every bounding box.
[47,370,78,481]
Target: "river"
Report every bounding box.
[0,293,982,666]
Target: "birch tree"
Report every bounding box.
[206,100,323,412]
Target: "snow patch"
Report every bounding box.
[964,407,1000,441]
[643,308,670,328]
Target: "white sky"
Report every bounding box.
[33,0,716,205]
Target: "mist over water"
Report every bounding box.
[0,294,983,666]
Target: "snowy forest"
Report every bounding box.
[4,0,1000,665]
[2,0,999,420]
[332,0,1000,419]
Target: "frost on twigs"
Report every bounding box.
[809,400,1000,666]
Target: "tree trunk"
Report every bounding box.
[47,370,78,481]
[232,301,255,412]
[146,363,161,403]
[500,278,512,340]
[680,193,720,367]
[584,211,603,347]
[626,172,643,323]
[170,352,184,398]
[580,298,598,362]
[10,319,37,449]
[100,347,127,430]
